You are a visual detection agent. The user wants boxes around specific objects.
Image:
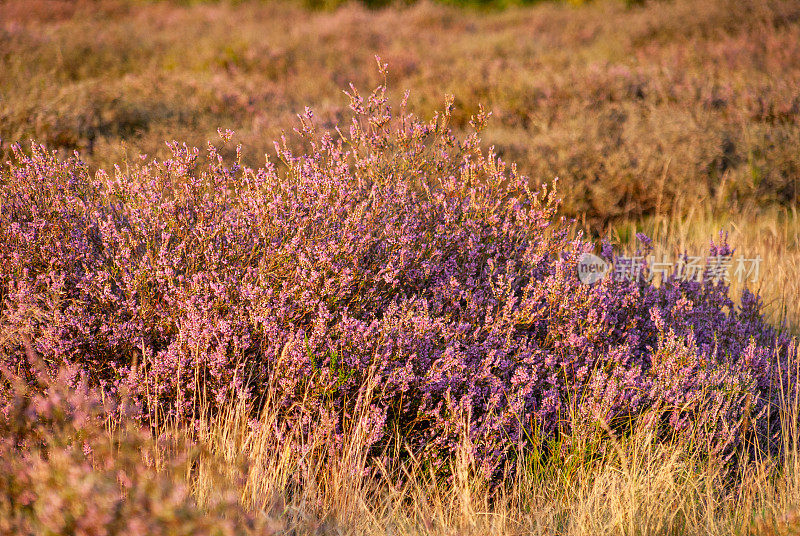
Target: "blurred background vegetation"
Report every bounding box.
[1,0,798,228]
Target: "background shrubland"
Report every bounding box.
[2,0,800,224]
[2,0,800,534]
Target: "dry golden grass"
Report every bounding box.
[148,344,800,536]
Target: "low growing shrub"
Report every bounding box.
[0,63,795,479]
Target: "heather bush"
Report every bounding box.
[0,68,795,479]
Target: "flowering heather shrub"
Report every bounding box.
[0,69,795,477]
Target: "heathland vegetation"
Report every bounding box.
[1,0,800,534]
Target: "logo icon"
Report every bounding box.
[577,253,610,285]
